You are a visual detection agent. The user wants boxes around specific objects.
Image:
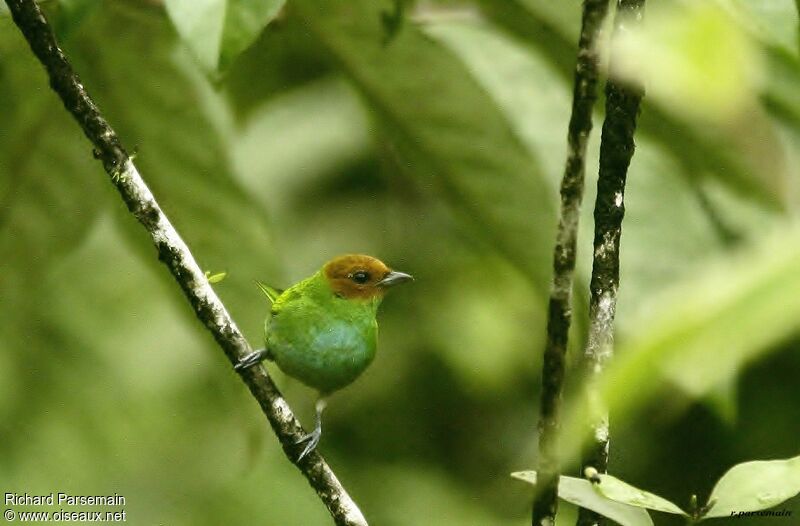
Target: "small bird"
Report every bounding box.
[235,254,413,460]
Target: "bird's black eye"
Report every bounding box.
[351,270,370,284]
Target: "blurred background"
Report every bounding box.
[1,0,799,524]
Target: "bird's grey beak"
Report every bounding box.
[377,270,414,287]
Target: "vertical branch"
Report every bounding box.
[3,1,367,524]
[577,1,645,526]
[532,1,611,525]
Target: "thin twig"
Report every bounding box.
[532,1,611,525]
[577,1,645,526]
[3,1,367,524]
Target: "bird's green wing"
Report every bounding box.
[255,280,283,304]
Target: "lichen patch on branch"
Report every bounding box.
[577,2,646,525]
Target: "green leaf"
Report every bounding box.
[292,0,556,292]
[611,225,800,401]
[561,225,800,460]
[712,0,798,56]
[704,455,800,518]
[646,229,800,399]
[165,0,284,72]
[661,231,800,389]
[164,0,224,71]
[206,271,228,284]
[422,19,570,182]
[593,474,687,516]
[512,471,654,526]
[479,0,785,209]
[219,0,286,70]
[611,4,763,125]
[230,78,372,213]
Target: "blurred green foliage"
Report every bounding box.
[1,0,800,525]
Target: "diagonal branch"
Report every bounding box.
[532,1,611,525]
[3,1,367,525]
[577,1,645,526]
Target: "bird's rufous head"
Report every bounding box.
[323,254,413,300]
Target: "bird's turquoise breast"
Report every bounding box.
[266,297,378,394]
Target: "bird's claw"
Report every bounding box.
[234,349,269,372]
[295,427,322,461]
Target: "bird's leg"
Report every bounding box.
[234,348,271,371]
[296,397,327,461]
